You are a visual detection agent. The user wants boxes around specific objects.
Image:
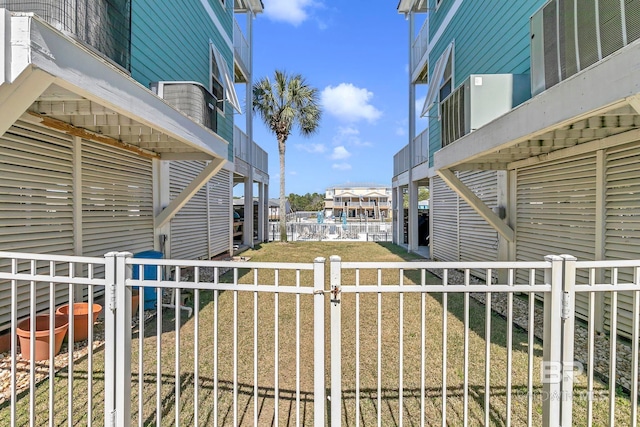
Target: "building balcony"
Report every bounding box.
[234,125,268,175]
[233,18,250,83]
[411,17,429,83]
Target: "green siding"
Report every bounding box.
[130,0,235,146]
[426,0,546,166]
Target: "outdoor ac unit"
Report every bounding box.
[150,81,218,133]
[440,74,531,147]
[530,0,640,96]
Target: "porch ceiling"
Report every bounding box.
[434,40,640,172]
[26,84,212,158]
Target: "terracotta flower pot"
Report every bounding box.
[56,303,103,342]
[16,314,68,361]
[132,289,140,316]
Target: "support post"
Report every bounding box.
[103,252,118,426]
[542,255,564,427]
[560,255,577,426]
[313,257,326,427]
[115,252,133,427]
[330,255,342,426]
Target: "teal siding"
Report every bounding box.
[130,0,235,145]
[426,0,545,167]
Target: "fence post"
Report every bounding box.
[115,252,133,427]
[542,255,564,427]
[313,257,326,427]
[103,252,118,426]
[560,255,577,426]
[330,255,342,426]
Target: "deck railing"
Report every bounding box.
[2,251,640,425]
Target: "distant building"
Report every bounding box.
[325,184,392,220]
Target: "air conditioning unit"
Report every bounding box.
[150,81,218,133]
[530,0,640,96]
[440,74,531,147]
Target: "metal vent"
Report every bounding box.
[577,3,599,71]
[441,84,465,147]
[531,0,635,95]
[543,1,560,89]
[0,0,131,71]
[598,0,624,58]
[625,0,640,44]
[153,82,218,133]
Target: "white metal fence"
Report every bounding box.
[268,221,393,242]
[2,251,640,426]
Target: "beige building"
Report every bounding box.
[325,184,391,220]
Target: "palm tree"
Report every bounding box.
[253,70,322,241]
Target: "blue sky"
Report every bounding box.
[234,0,427,196]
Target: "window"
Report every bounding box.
[210,42,242,114]
[420,42,453,117]
[436,0,443,8]
[438,54,452,102]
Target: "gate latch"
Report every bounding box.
[561,291,571,319]
[330,286,340,304]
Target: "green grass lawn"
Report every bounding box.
[0,242,633,425]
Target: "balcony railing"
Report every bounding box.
[413,127,429,165]
[393,128,429,177]
[233,18,250,76]
[393,144,410,177]
[233,125,268,174]
[411,17,429,75]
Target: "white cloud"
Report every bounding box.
[263,0,319,26]
[290,171,298,176]
[331,146,351,160]
[321,83,382,123]
[296,143,326,153]
[332,163,352,170]
[332,126,373,148]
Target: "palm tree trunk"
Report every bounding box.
[279,137,287,241]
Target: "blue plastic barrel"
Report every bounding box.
[132,250,164,310]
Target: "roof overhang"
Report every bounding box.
[235,0,264,14]
[398,0,428,14]
[434,39,640,172]
[0,11,229,162]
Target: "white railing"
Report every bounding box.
[393,144,411,176]
[4,251,640,425]
[413,127,429,166]
[412,17,429,74]
[233,125,268,174]
[233,18,249,74]
[268,221,393,242]
[0,251,109,427]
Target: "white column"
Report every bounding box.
[243,176,253,247]
[408,180,419,251]
[397,186,405,245]
[257,181,265,242]
[244,9,255,248]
